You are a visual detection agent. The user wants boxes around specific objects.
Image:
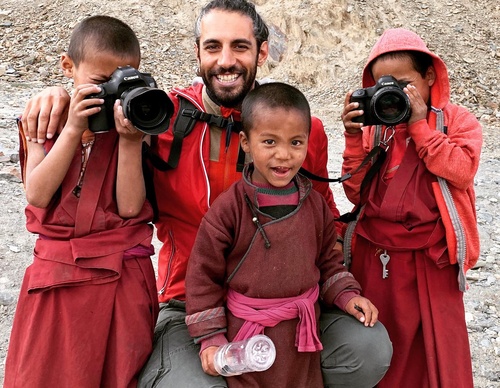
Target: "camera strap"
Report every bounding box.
[300,125,393,182]
[144,96,245,172]
[336,126,394,223]
[298,141,385,184]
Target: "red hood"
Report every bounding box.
[362,28,450,109]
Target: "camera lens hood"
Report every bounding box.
[371,87,411,126]
[122,87,174,135]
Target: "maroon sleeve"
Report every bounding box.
[185,201,233,339]
[313,192,362,306]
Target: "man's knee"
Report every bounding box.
[138,305,227,388]
[320,310,392,388]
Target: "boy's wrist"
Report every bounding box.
[334,289,361,311]
[118,134,144,147]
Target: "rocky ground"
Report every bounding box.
[0,0,499,386]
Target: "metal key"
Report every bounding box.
[379,250,390,279]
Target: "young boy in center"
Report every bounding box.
[184,82,379,388]
[341,28,482,387]
[4,16,159,387]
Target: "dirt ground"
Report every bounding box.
[0,0,499,386]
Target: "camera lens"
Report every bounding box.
[371,88,411,126]
[122,88,174,135]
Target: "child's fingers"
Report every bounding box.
[351,304,366,324]
[114,101,143,141]
[343,90,354,107]
[200,346,220,376]
[73,84,102,100]
[75,97,102,118]
[114,101,132,130]
[71,86,104,116]
[341,101,359,119]
[404,85,428,124]
[343,110,365,133]
[353,300,379,327]
[364,303,379,327]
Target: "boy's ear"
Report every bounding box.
[60,53,75,78]
[239,131,250,153]
[426,65,436,87]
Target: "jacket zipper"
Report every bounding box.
[157,90,210,295]
[437,176,468,291]
[175,88,211,209]
[158,229,175,295]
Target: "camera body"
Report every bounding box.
[350,75,411,126]
[87,66,173,135]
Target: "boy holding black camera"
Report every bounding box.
[341,28,482,387]
[4,15,159,388]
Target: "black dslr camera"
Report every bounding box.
[350,75,411,126]
[87,66,174,135]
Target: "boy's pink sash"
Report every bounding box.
[226,285,323,352]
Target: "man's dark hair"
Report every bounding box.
[195,0,269,50]
[371,50,434,78]
[68,15,141,66]
[241,82,311,136]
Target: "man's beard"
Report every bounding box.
[201,64,258,108]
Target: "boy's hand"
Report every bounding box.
[113,100,144,143]
[404,84,428,125]
[200,346,220,376]
[345,296,379,327]
[65,84,103,136]
[341,91,365,134]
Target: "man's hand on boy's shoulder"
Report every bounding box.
[21,86,73,143]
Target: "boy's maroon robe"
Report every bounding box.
[350,139,473,388]
[4,130,159,388]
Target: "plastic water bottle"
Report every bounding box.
[213,334,276,377]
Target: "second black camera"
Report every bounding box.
[87,66,174,135]
[350,75,411,126]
